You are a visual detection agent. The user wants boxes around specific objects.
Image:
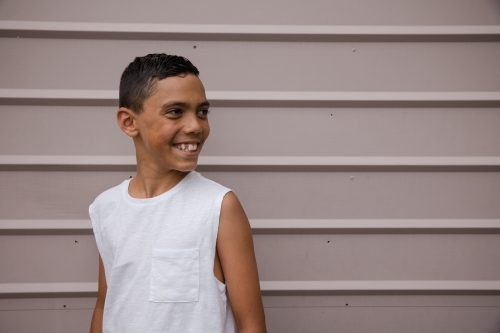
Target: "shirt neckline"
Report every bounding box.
[122,171,195,204]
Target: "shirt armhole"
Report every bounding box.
[212,189,232,244]
[89,203,105,257]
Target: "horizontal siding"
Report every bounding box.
[1,0,500,26]
[263,281,500,295]
[1,234,499,282]
[263,306,500,333]
[2,89,500,107]
[1,156,500,172]
[2,219,500,234]
[2,105,500,157]
[2,295,500,310]
[2,307,498,333]
[1,296,499,333]
[1,0,499,331]
[0,309,94,333]
[254,234,500,280]
[1,39,500,92]
[1,171,500,219]
[2,281,500,298]
[1,21,500,41]
[0,235,98,283]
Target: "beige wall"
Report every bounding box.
[1,0,500,332]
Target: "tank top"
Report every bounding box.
[89,171,236,333]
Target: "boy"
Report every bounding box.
[89,54,266,333]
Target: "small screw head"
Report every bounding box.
[352,48,356,52]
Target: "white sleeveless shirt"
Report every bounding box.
[89,171,236,333]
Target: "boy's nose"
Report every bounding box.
[183,113,203,134]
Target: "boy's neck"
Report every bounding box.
[128,165,190,199]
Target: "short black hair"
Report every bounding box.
[119,53,200,114]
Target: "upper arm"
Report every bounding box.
[216,192,266,333]
[96,255,107,307]
[90,255,107,333]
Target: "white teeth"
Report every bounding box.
[176,143,197,152]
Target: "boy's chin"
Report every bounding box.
[176,166,197,173]
[173,162,198,173]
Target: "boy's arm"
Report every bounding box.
[90,255,107,333]
[217,192,267,333]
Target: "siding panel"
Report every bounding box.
[0,235,98,283]
[1,171,500,219]
[2,105,500,157]
[1,234,499,283]
[264,306,500,333]
[1,39,500,92]
[1,0,500,25]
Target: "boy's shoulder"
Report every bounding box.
[192,172,228,189]
[175,172,232,209]
[89,179,127,213]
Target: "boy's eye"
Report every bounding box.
[166,109,182,116]
[198,109,210,117]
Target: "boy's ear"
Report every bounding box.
[117,107,139,137]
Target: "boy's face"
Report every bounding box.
[132,74,210,173]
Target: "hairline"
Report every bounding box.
[134,72,197,114]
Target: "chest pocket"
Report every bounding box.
[149,248,199,302]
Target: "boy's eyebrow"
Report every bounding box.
[161,100,210,109]
[199,101,210,108]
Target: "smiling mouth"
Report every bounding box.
[174,143,198,152]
